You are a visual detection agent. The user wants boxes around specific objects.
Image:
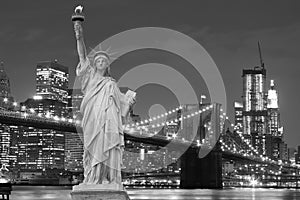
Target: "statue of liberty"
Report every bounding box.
[72,6,135,188]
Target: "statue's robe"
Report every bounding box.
[77,59,126,184]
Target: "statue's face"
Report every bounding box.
[94,55,109,71]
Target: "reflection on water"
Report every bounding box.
[10,186,300,200]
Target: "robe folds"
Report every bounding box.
[77,59,126,184]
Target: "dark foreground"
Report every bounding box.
[9,186,300,200]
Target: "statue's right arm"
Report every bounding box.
[74,21,89,76]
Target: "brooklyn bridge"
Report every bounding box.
[0,103,299,189]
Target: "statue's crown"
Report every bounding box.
[88,45,119,64]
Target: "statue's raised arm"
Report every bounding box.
[74,22,87,62]
[72,5,89,76]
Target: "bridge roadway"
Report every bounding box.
[0,109,197,148]
[0,109,298,170]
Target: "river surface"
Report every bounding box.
[9,186,300,200]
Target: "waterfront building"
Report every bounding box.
[65,131,83,172]
[17,126,65,171]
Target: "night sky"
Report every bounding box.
[0,0,299,148]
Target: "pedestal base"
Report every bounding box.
[71,183,130,200]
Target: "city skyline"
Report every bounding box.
[0,0,299,148]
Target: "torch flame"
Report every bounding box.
[75,5,83,14]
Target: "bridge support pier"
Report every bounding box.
[180,147,222,189]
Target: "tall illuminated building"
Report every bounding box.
[240,43,287,159]
[240,43,270,157]
[36,60,69,104]
[267,80,283,137]
[266,80,287,160]
[242,43,268,137]
[242,66,267,136]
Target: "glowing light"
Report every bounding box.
[33,95,43,100]
[249,178,258,187]
[53,116,59,121]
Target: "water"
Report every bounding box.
[9,186,300,200]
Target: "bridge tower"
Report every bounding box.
[180,103,223,189]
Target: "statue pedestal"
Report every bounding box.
[71,183,130,200]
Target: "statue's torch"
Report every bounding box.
[72,5,85,22]
[72,5,85,40]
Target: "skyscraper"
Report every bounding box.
[242,66,267,136]
[267,80,283,137]
[240,43,271,157]
[17,127,65,171]
[36,60,69,104]
[65,131,83,172]
[239,43,287,159]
